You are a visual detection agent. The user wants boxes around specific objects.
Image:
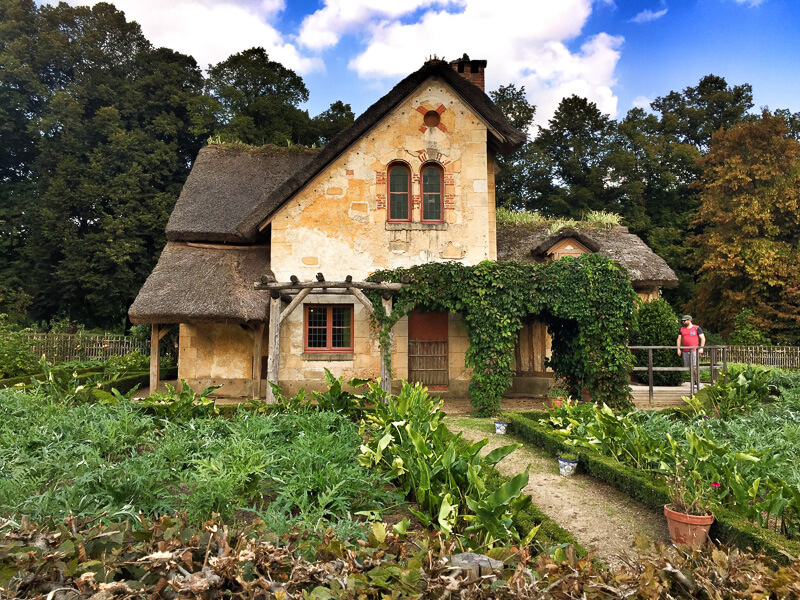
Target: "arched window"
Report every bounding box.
[421,163,443,222]
[388,163,411,221]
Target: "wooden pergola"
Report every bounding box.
[253,273,404,402]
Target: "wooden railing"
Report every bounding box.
[628,345,729,404]
[27,333,151,363]
[725,345,800,369]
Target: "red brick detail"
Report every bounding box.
[419,126,427,133]
[376,171,387,209]
[417,150,428,163]
[416,106,428,115]
[346,169,354,177]
[444,173,455,185]
[412,174,420,184]
[412,195,421,209]
[437,123,448,132]
[436,104,446,114]
[444,194,456,210]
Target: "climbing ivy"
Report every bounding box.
[367,255,637,416]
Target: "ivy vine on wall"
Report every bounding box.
[367,254,637,416]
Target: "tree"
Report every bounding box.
[651,74,753,151]
[205,47,312,146]
[692,112,800,342]
[489,84,547,211]
[310,100,355,145]
[2,1,208,328]
[632,299,684,386]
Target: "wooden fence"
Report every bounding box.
[27,333,151,363]
[726,345,800,369]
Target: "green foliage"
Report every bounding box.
[688,366,775,419]
[368,256,636,416]
[137,380,220,419]
[693,112,800,342]
[0,387,390,526]
[632,299,684,385]
[0,314,37,378]
[535,373,800,540]
[359,381,536,548]
[728,309,772,345]
[507,410,800,560]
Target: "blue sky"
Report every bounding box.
[51,0,800,127]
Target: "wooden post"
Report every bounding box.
[149,325,169,394]
[265,293,282,404]
[647,348,654,405]
[252,322,265,399]
[380,294,393,394]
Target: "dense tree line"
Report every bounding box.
[492,79,800,343]
[2,0,797,342]
[0,0,353,330]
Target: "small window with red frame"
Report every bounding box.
[388,163,411,221]
[421,164,443,222]
[305,305,354,352]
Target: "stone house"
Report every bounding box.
[129,56,676,399]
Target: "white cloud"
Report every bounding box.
[630,8,667,23]
[58,0,321,74]
[302,0,622,125]
[732,0,766,6]
[632,95,652,109]
[298,0,465,51]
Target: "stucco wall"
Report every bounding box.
[268,78,496,281]
[178,323,265,396]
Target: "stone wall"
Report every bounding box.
[268,78,496,281]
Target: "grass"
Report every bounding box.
[495,207,623,230]
[0,388,394,530]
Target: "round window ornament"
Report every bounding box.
[423,110,441,128]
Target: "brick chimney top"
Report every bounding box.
[449,54,487,91]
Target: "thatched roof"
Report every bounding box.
[497,224,678,288]
[129,243,272,324]
[234,59,527,241]
[166,145,319,243]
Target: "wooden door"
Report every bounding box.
[408,311,449,389]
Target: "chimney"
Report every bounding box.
[449,53,487,91]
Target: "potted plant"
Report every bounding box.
[548,380,570,408]
[557,452,579,476]
[493,420,509,435]
[663,460,717,549]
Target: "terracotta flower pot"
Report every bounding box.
[664,505,714,549]
[549,397,565,408]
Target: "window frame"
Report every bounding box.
[304,304,355,353]
[387,162,412,222]
[420,162,444,223]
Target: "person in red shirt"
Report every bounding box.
[677,315,705,391]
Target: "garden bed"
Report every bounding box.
[504,407,800,562]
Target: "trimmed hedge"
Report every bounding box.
[504,410,800,563]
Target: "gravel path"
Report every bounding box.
[444,411,670,567]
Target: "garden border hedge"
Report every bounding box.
[504,410,800,563]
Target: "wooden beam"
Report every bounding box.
[255,280,404,291]
[265,296,282,404]
[150,325,161,394]
[380,297,393,394]
[280,287,311,324]
[347,285,374,316]
[252,322,265,399]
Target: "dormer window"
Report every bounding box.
[388,162,411,221]
[421,163,443,222]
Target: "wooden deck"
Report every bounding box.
[630,382,694,410]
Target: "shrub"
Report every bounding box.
[632,299,684,385]
[729,308,772,345]
[0,314,37,379]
